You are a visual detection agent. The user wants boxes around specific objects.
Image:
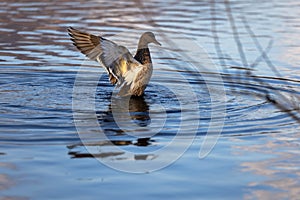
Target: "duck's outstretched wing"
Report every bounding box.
[68,27,142,85]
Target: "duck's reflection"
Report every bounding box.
[110,95,151,128]
[98,95,151,134]
[68,95,156,160]
[127,96,151,127]
[68,138,154,159]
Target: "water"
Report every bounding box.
[1,0,300,199]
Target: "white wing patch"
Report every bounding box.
[124,65,143,89]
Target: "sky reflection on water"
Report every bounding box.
[0,0,300,199]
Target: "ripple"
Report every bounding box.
[1,1,300,199]
[0,0,299,144]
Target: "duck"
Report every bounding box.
[67,27,161,96]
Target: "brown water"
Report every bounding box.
[1,0,300,199]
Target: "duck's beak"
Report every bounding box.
[153,38,161,46]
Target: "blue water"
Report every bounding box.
[1,0,300,199]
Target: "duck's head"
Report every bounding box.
[138,32,161,49]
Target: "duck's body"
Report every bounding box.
[68,27,160,96]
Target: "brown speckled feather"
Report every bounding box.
[134,48,152,64]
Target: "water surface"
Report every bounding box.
[1,0,300,199]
